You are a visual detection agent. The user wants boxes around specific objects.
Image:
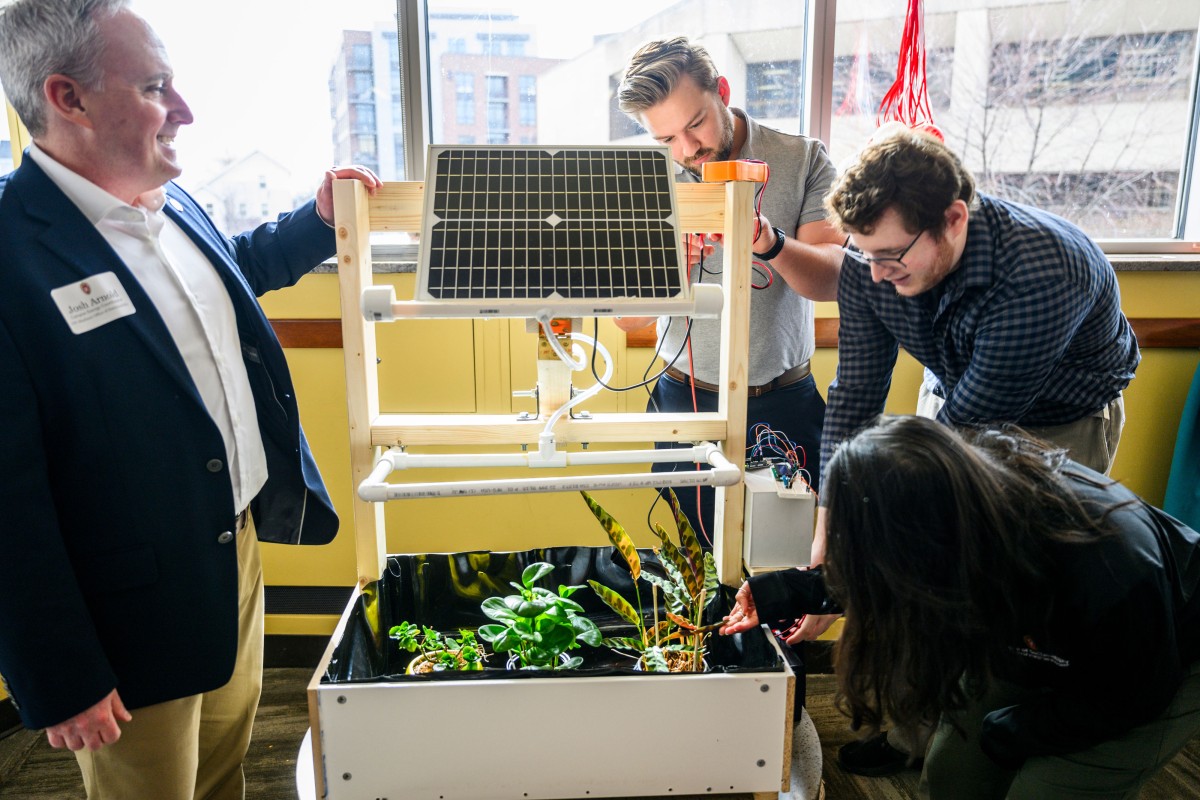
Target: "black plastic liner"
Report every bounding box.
[323,546,785,684]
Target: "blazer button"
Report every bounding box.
[217,531,235,544]
[206,459,224,473]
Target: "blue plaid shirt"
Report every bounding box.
[822,194,1140,474]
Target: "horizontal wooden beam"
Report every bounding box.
[273,317,1200,350]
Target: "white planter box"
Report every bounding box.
[307,550,794,800]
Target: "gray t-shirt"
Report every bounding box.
[658,108,836,386]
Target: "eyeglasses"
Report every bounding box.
[841,230,924,270]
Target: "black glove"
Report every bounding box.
[748,566,842,621]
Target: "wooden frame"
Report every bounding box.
[311,174,787,800]
[331,176,760,588]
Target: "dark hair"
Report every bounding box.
[824,125,975,241]
[821,415,1118,742]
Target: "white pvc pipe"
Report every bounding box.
[360,283,726,321]
[541,331,613,448]
[357,443,739,502]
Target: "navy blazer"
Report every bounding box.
[0,156,339,729]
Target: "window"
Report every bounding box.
[351,71,374,102]
[487,75,510,139]
[829,0,1200,241]
[487,101,508,129]
[454,73,475,125]
[519,76,537,127]
[423,0,808,151]
[126,0,1200,249]
[832,47,953,116]
[608,73,643,140]
[355,104,377,131]
[487,75,508,99]
[747,61,801,119]
[990,31,1195,105]
[349,43,372,70]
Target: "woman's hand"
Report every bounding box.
[719,582,761,635]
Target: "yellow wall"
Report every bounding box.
[257,269,1199,635]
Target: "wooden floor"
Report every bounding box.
[1,670,1197,799]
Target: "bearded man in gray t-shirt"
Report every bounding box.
[615,35,844,539]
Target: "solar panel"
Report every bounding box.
[417,146,687,303]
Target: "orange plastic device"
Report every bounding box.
[701,160,769,183]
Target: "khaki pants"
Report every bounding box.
[918,660,1200,799]
[915,384,1126,476]
[885,389,1127,760]
[75,514,264,800]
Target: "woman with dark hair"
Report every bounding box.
[722,415,1200,798]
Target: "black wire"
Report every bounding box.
[588,316,693,393]
[642,315,673,413]
[751,264,772,288]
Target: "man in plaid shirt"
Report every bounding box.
[798,126,1140,777]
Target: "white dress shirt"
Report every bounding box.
[30,144,268,513]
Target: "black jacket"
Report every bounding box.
[747,466,1200,766]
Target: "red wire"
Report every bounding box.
[684,332,712,548]
[682,242,712,547]
[744,159,776,290]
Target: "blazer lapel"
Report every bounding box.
[13,162,204,404]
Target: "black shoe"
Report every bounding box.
[837,731,922,778]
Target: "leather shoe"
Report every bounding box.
[837,731,922,777]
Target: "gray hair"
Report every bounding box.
[0,0,130,138]
[617,35,720,116]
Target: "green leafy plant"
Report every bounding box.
[580,489,719,672]
[389,622,486,673]
[477,561,602,670]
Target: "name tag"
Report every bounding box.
[51,272,136,335]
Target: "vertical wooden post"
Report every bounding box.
[333,179,386,584]
[713,180,755,586]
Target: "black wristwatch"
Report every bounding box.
[753,225,786,260]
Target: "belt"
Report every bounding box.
[663,361,811,398]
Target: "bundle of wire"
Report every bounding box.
[747,423,813,492]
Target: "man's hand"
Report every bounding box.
[752,213,775,252]
[719,582,760,635]
[315,165,383,225]
[683,232,718,270]
[613,316,655,332]
[45,689,131,752]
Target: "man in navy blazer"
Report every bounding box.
[0,0,379,796]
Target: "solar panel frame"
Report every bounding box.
[416,145,690,307]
